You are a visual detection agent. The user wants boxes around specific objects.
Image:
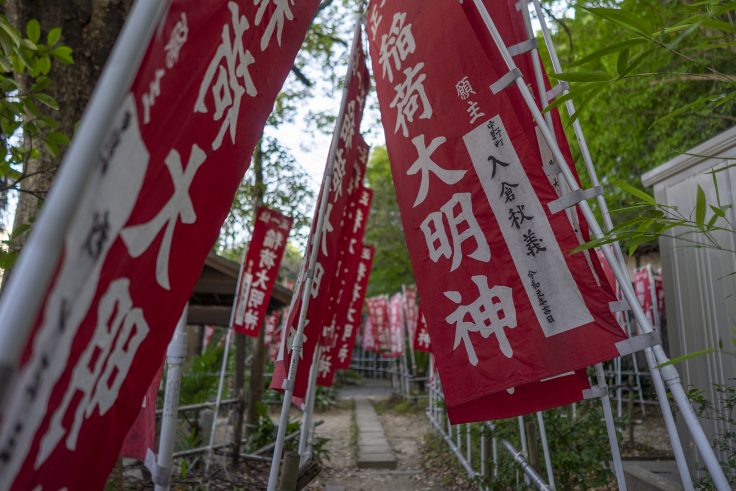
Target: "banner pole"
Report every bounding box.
[524,2,690,486]
[594,363,627,489]
[401,285,418,380]
[266,14,364,491]
[155,307,189,491]
[0,0,167,404]
[473,1,724,487]
[298,345,321,463]
[535,411,555,490]
[205,246,249,471]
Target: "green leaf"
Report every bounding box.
[709,205,726,218]
[0,19,21,48]
[616,48,630,77]
[26,19,40,44]
[614,181,656,205]
[587,7,653,37]
[51,46,73,64]
[45,131,69,146]
[47,27,61,47]
[548,71,611,82]
[34,93,58,110]
[570,39,646,67]
[38,55,51,75]
[695,185,706,228]
[657,348,717,367]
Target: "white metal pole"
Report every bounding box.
[525,2,691,486]
[517,416,530,486]
[266,15,364,491]
[401,285,418,379]
[0,0,167,404]
[205,247,249,471]
[594,364,627,490]
[298,345,321,463]
[536,412,556,490]
[155,307,189,491]
[473,2,725,487]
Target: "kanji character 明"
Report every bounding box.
[378,11,415,82]
[311,262,324,298]
[248,288,266,308]
[407,135,465,207]
[444,275,517,366]
[121,144,206,290]
[420,192,491,272]
[390,62,432,137]
[37,279,149,467]
[194,1,257,150]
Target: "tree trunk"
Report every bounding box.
[4,0,133,271]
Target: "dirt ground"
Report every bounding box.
[306,401,474,491]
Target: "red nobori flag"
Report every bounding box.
[367,0,625,412]
[447,370,591,423]
[367,295,391,354]
[363,317,376,352]
[336,245,375,368]
[387,293,405,358]
[271,24,371,398]
[0,1,321,488]
[233,207,292,336]
[317,187,373,386]
[403,286,418,341]
[634,267,655,326]
[413,306,432,353]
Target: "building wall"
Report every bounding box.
[642,126,736,470]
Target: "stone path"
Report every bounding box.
[355,399,397,469]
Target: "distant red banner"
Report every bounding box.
[317,187,373,386]
[233,207,292,336]
[0,1,321,488]
[271,26,371,398]
[366,295,391,354]
[413,306,432,353]
[368,0,625,415]
[387,293,405,358]
[403,286,418,342]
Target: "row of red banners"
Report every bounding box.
[0,1,324,489]
[367,0,628,423]
[271,19,372,398]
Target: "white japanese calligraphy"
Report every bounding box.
[407,135,466,207]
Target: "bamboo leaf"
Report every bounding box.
[586,8,653,37]
[614,181,657,205]
[695,185,706,228]
[548,71,611,82]
[570,39,646,67]
[616,48,630,77]
[657,348,717,367]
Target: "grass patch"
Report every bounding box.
[420,431,475,490]
[374,395,422,415]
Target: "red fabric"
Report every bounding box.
[0,2,321,489]
[368,0,625,416]
[634,267,655,326]
[413,306,432,353]
[366,296,391,354]
[446,370,591,423]
[120,362,164,460]
[270,29,371,398]
[403,286,418,341]
[387,293,405,358]
[233,207,293,336]
[317,188,373,386]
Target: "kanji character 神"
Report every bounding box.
[318,353,333,378]
[420,192,491,272]
[194,1,257,150]
[444,275,517,366]
[407,135,465,207]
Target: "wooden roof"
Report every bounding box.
[187,252,292,326]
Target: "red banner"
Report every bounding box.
[368,0,625,414]
[271,28,371,397]
[233,207,292,336]
[413,306,432,353]
[387,293,405,358]
[366,295,391,354]
[634,267,658,327]
[317,187,373,386]
[403,286,418,342]
[363,317,376,352]
[0,1,320,488]
[120,361,164,461]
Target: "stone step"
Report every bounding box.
[354,400,397,469]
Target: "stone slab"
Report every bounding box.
[353,400,397,470]
[356,452,398,469]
